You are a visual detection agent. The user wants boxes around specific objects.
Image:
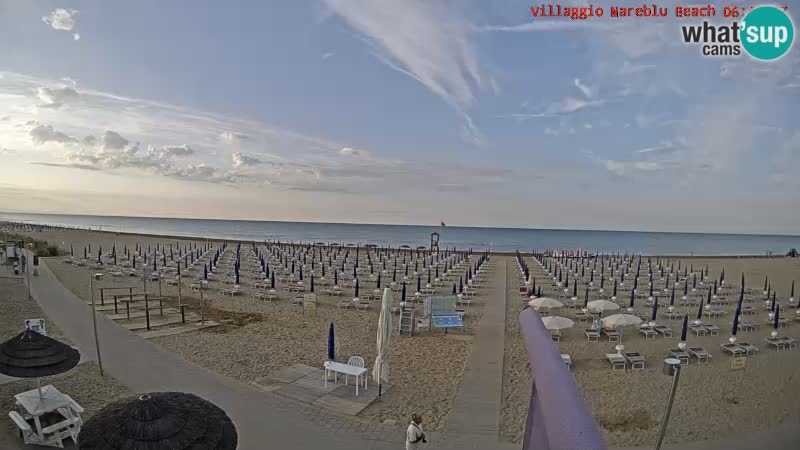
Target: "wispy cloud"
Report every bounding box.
[574,79,594,99]
[35,86,79,108]
[476,21,611,33]
[338,147,369,157]
[321,51,336,61]
[322,0,486,143]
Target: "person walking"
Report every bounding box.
[405,413,426,450]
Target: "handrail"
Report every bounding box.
[519,308,607,450]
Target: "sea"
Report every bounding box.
[1,212,798,256]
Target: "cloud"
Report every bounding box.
[546,97,602,115]
[476,21,611,32]
[322,51,336,60]
[574,79,594,99]
[634,141,675,154]
[103,130,129,150]
[619,61,656,74]
[219,131,248,142]
[338,147,369,157]
[600,159,666,177]
[30,162,99,171]
[35,86,79,108]
[73,33,81,41]
[232,152,262,168]
[29,124,78,145]
[323,0,485,141]
[83,135,97,146]
[42,9,78,31]
[160,144,194,157]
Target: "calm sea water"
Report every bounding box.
[1,212,798,256]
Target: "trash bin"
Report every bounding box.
[663,358,681,376]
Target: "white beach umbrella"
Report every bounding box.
[528,297,563,309]
[601,314,642,328]
[373,287,392,397]
[587,300,620,313]
[541,316,574,331]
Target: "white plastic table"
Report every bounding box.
[323,361,367,396]
[14,385,75,437]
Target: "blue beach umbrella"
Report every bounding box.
[696,297,703,321]
[651,297,659,322]
[328,323,335,361]
[271,272,275,289]
[452,284,457,295]
[355,278,360,298]
[770,293,776,312]
[310,274,315,293]
[774,305,780,329]
[235,268,240,285]
[334,271,338,286]
[204,264,208,280]
[629,289,635,308]
[584,287,589,308]
[401,282,406,302]
[732,307,740,336]
[670,286,675,306]
[680,315,688,341]
[377,272,382,288]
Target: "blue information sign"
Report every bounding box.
[432,314,463,328]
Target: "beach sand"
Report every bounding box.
[500,255,800,447]
[10,227,800,447]
[0,276,132,449]
[12,228,488,431]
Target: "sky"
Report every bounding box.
[0,0,798,234]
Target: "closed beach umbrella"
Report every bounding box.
[204,264,208,280]
[310,274,315,293]
[613,279,617,297]
[373,288,393,398]
[355,278,360,298]
[770,293,776,311]
[696,297,703,320]
[334,271,338,286]
[328,323,335,361]
[774,305,780,329]
[377,272,381,288]
[77,392,237,450]
[299,265,303,281]
[235,268,240,285]
[670,286,675,306]
[271,272,275,289]
[401,282,407,302]
[732,307,740,336]
[541,316,574,330]
[680,315,688,341]
[584,287,589,307]
[651,297,659,321]
[629,289,635,308]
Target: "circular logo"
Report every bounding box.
[740,6,795,60]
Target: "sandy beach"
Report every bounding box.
[0,275,132,449]
[501,254,800,447]
[7,227,490,431]
[4,226,799,448]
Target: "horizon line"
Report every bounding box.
[1,210,799,239]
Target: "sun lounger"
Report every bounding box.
[653,325,673,337]
[782,337,798,349]
[356,301,369,311]
[737,342,759,355]
[669,349,690,365]
[720,343,746,357]
[687,347,711,363]
[704,324,720,336]
[337,299,351,309]
[624,352,645,370]
[766,337,786,351]
[603,329,621,343]
[606,353,627,371]
[689,324,708,336]
[574,313,592,324]
[584,329,599,342]
[639,326,657,339]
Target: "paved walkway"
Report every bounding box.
[439,257,516,449]
[24,255,401,450]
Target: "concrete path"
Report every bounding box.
[439,257,516,449]
[23,255,401,450]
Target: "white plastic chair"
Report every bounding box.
[346,356,365,386]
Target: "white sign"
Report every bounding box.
[24,318,47,336]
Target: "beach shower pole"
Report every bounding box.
[90,273,105,377]
[655,359,682,450]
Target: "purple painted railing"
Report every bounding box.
[519,308,607,450]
